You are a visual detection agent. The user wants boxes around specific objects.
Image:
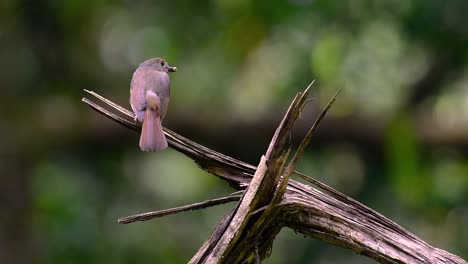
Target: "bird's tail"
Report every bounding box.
[139,94,168,152]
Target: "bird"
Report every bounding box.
[129,57,177,152]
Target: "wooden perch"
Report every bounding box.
[118,192,242,224]
[82,85,466,264]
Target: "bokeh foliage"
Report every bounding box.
[1,0,467,263]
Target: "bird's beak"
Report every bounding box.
[167,66,177,72]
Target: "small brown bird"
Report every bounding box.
[130,57,176,152]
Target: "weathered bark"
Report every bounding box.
[82,86,466,264]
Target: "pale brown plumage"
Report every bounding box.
[130,57,176,152]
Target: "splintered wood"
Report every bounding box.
[83,84,466,264]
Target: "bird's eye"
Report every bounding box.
[160,62,165,66]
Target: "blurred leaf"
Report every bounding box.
[386,114,429,207]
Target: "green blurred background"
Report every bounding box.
[1,0,468,263]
